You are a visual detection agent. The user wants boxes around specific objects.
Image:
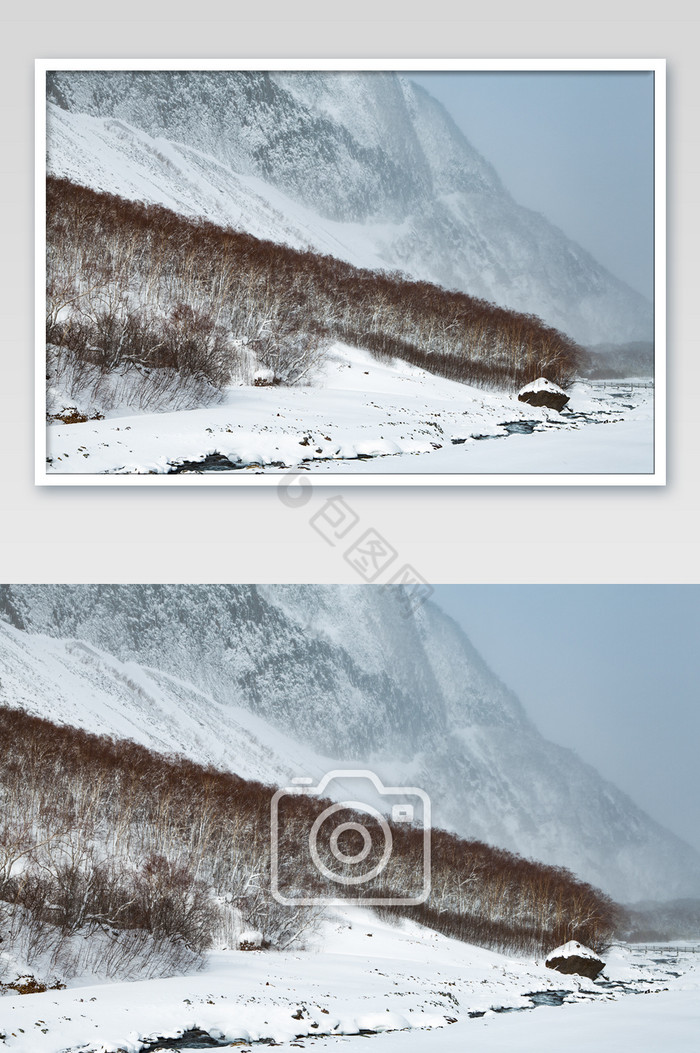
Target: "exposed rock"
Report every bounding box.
[545,940,605,979]
[238,929,263,950]
[0,973,66,994]
[48,407,104,425]
[518,377,570,412]
[253,368,276,387]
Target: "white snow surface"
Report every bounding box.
[0,908,698,1052]
[518,377,568,396]
[46,343,654,476]
[546,941,601,962]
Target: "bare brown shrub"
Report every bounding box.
[0,702,617,980]
[46,178,581,407]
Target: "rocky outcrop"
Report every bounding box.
[518,377,570,412]
[546,940,605,979]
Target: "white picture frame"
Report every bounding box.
[36,57,666,486]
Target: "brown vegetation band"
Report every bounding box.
[46,177,581,403]
[0,703,618,977]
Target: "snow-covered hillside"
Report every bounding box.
[1,585,697,902]
[46,343,653,476]
[2,908,698,1053]
[45,69,652,346]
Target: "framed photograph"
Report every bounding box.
[2,583,699,1040]
[36,58,665,486]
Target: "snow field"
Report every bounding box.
[0,909,697,1053]
[45,343,654,476]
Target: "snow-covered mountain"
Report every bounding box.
[1,584,696,903]
[45,69,652,347]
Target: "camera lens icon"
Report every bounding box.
[270,769,431,907]
[309,801,392,885]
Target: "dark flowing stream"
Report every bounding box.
[137,970,677,1051]
[165,406,628,473]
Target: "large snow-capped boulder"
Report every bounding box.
[545,940,605,979]
[518,377,570,412]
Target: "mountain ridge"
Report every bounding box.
[1,584,697,903]
[45,69,653,346]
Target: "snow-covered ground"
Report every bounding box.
[0,908,697,1052]
[44,343,654,479]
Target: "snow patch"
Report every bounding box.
[518,377,568,397]
[547,940,600,961]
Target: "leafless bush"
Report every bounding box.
[47,345,226,415]
[3,903,202,981]
[250,320,331,386]
[0,701,616,988]
[231,866,322,949]
[46,178,582,399]
[128,854,221,954]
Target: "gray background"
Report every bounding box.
[410,69,655,299]
[1,1,697,583]
[434,585,700,853]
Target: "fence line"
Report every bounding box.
[639,944,699,955]
[588,380,654,391]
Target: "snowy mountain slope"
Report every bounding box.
[1,585,697,902]
[0,619,318,786]
[45,69,652,347]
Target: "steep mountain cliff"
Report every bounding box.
[1,584,696,902]
[45,69,652,346]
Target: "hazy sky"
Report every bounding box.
[409,71,655,301]
[432,586,700,853]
